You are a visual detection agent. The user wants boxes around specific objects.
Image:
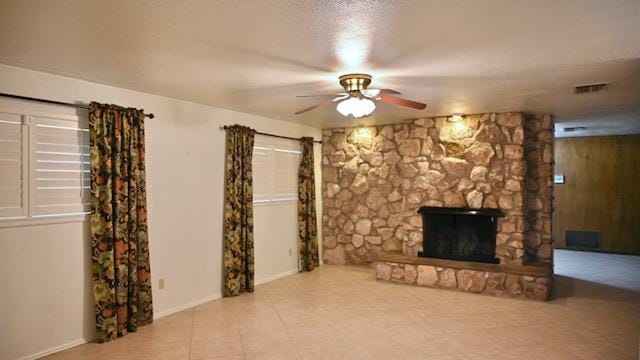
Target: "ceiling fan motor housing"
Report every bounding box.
[339,73,372,95]
[293,73,426,115]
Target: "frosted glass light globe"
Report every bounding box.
[336,97,376,118]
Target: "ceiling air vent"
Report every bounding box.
[574,83,608,94]
[563,126,587,132]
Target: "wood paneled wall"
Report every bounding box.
[553,135,640,254]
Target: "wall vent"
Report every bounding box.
[574,83,608,94]
[566,230,600,249]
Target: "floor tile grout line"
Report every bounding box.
[188,307,195,360]
[238,323,247,360]
[268,280,305,359]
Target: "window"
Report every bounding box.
[252,136,301,204]
[0,102,89,222]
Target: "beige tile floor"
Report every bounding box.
[45,250,639,360]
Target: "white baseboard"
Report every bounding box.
[19,271,301,360]
[17,336,96,360]
[153,292,222,319]
[255,268,299,286]
[15,293,222,360]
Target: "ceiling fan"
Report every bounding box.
[294,73,426,118]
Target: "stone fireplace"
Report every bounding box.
[321,112,554,300]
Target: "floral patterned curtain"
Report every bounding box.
[89,102,153,342]
[223,125,256,296]
[298,137,319,271]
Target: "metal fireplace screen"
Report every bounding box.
[417,207,503,264]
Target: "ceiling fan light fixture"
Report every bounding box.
[294,73,426,116]
[336,97,376,118]
[361,89,380,98]
[449,113,464,122]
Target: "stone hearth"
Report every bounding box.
[376,251,552,301]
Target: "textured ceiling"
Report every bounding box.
[1,0,639,135]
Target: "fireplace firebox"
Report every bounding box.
[417,207,503,264]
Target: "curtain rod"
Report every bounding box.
[220,125,322,144]
[0,92,155,119]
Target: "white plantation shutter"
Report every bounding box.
[0,99,92,223]
[31,116,90,217]
[272,148,300,201]
[251,136,301,204]
[252,144,272,203]
[0,111,27,219]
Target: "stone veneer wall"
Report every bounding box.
[523,114,554,263]
[321,112,554,266]
[375,261,551,301]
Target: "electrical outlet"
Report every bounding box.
[289,249,292,256]
[158,278,165,290]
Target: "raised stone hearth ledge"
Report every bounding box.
[376,251,552,301]
[378,251,552,276]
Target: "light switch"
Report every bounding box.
[554,174,565,184]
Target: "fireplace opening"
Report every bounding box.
[417,207,503,264]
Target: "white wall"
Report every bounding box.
[0,63,323,360]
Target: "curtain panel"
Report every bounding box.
[297,137,319,271]
[223,125,256,296]
[89,102,153,342]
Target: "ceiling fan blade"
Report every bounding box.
[361,88,402,98]
[377,94,427,110]
[295,94,350,115]
[294,99,335,115]
[368,88,402,95]
[296,93,347,98]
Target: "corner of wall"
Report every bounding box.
[522,113,555,264]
